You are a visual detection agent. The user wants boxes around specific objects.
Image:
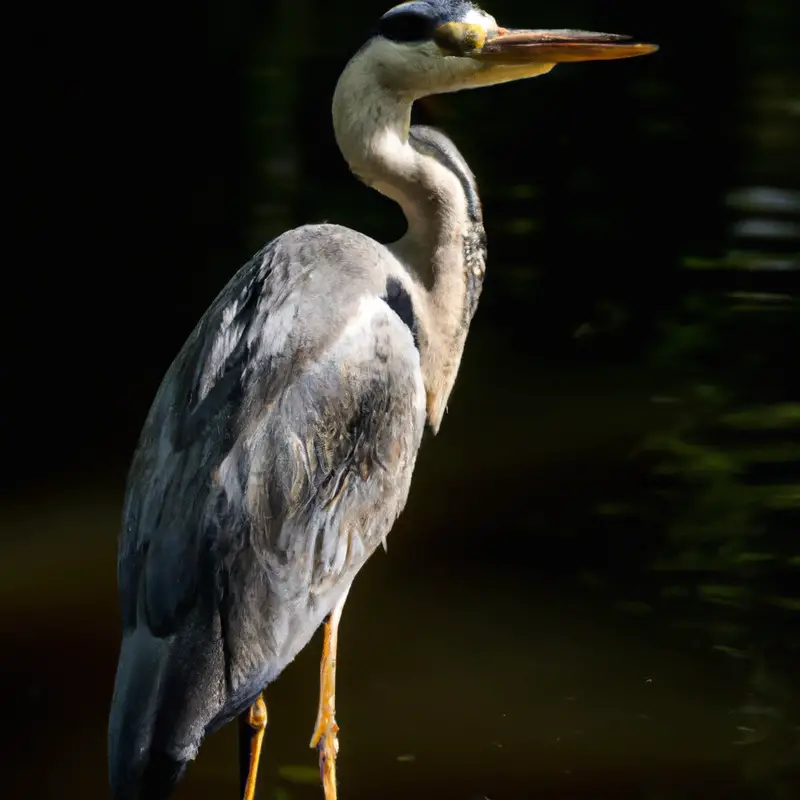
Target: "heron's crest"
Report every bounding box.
[374,1,488,43]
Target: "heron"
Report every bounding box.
[108,2,656,798]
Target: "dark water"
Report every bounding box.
[5,0,799,797]
[0,417,755,800]
[3,346,796,798]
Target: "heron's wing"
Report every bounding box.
[117,238,281,636]
[117,227,424,642]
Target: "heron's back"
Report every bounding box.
[109,224,426,797]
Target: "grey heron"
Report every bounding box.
[107,2,657,798]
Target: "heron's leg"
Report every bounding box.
[309,586,351,800]
[239,693,267,800]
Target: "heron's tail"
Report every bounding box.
[108,628,186,800]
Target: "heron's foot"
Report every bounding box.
[242,694,268,800]
[310,709,339,800]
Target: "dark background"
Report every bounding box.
[3,1,799,798]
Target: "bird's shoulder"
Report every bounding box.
[133,223,412,453]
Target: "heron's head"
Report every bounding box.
[361,0,657,96]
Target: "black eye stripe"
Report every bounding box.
[378,4,439,43]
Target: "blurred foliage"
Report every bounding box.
[276,764,321,785]
[615,275,800,795]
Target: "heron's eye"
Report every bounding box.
[378,5,439,43]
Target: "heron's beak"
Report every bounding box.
[477,28,658,63]
[434,24,658,73]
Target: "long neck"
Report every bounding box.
[332,58,486,433]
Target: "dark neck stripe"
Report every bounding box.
[408,125,482,223]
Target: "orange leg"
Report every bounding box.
[309,587,351,800]
[242,694,268,800]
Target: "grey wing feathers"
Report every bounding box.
[110,225,426,796]
[117,223,425,646]
[117,239,278,636]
